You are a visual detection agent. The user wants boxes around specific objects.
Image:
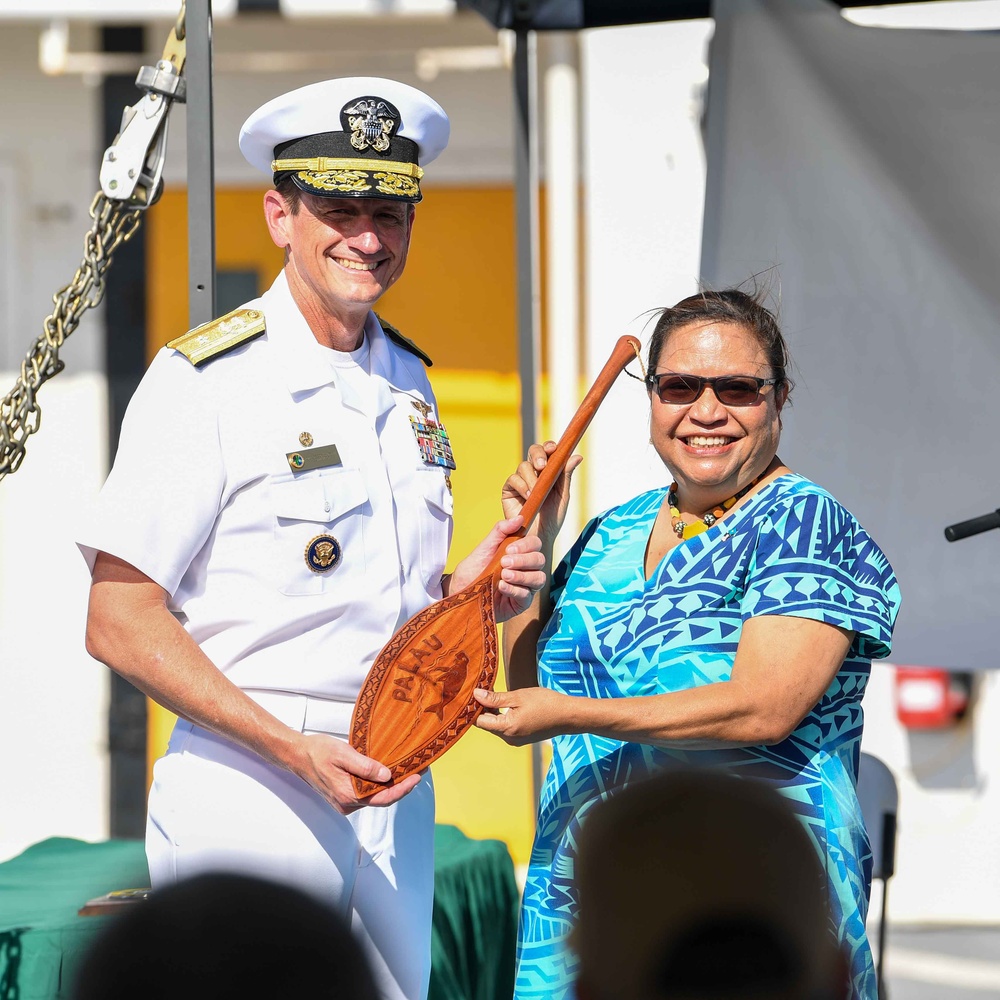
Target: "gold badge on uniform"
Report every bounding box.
[299,431,314,447]
[305,534,342,574]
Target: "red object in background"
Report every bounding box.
[894,667,972,729]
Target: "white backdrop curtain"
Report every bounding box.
[701,0,1000,669]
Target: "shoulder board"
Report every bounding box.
[166,307,266,367]
[376,314,433,367]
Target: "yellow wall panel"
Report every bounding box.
[376,186,518,372]
[147,186,524,370]
[423,369,536,864]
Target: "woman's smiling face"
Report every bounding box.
[649,320,786,501]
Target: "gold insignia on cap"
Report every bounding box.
[167,308,266,367]
[305,534,342,574]
[298,169,371,194]
[374,171,419,200]
[269,157,425,204]
[299,432,313,447]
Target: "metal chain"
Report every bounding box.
[0,2,185,484]
[0,194,142,481]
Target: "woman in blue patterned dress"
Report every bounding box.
[474,289,900,1000]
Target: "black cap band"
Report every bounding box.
[273,131,419,169]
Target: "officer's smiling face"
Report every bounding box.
[268,190,414,331]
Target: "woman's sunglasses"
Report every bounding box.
[644,372,781,406]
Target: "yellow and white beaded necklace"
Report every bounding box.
[667,474,764,540]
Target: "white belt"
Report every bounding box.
[244,689,355,737]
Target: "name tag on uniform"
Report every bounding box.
[286,443,342,472]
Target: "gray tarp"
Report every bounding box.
[702,0,1000,669]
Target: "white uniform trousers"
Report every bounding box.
[146,693,435,1000]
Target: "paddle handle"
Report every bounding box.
[486,334,642,577]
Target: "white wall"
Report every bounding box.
[863,669,1000,924]
[580,20,712,521]
[0,21,111,860]
[0,22,105,375]
[0,373,109,861]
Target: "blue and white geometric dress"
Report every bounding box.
[515,474,901,1000]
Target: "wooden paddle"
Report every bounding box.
[350,334,642,797]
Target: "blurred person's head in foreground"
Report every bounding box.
[572,769,850,1000]
[73,872,378,1000]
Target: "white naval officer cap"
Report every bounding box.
[239,77,450,204]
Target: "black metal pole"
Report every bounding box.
[944,508,1000,542]
[101,24,149,839]
[877,877,889,998]
[186,0,217,326]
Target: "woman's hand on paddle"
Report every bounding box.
[473,686,575,746]
[448,517,547,622]
[502,441,582,550]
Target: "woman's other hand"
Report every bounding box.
[473,686,575,746]
[501,441,582,549]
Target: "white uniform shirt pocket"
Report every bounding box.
[414,467,454,588]
[271,467,369,596]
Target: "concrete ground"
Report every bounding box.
[876,925,1000,1000]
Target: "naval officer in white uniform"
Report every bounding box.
[79,78,546,1000]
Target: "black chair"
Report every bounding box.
[858,751,899,999]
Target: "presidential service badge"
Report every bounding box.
[305,534,342,574]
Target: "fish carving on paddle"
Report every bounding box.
[421,650,470,721]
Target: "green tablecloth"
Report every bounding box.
[429,825,518,1000]
[0,826,517,1000]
